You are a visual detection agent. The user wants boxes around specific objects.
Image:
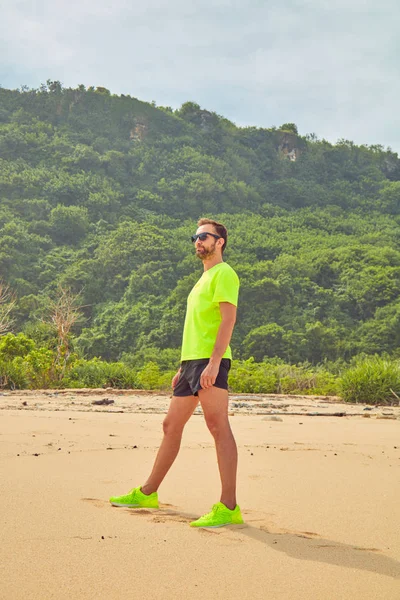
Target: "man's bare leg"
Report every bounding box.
[140,394,199,495]
[198,387,237,510]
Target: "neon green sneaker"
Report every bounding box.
[109,486,159,509]
[190,502,244,528]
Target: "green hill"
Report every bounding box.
[1,80,400,366]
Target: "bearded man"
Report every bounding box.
[110,218,243,528]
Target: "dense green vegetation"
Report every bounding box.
[1,332,400,405]
[0,81,399,402]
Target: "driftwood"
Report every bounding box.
[92,398,115,406]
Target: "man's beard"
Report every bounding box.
[195,242,216,260]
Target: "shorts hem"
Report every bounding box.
[173,383,228,397]
[197,383,228,393]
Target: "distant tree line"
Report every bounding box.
[0,81,400,401]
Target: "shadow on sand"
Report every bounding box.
[124,504,400,580]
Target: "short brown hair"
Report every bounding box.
[197,218,227,253]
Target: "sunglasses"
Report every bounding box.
[191,232,221,243]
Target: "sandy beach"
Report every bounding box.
[1,390,399,600]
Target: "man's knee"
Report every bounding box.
[162,416,184,436]
[205,415,230,438]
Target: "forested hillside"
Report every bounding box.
[1,81,400,376]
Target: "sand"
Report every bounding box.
[1,390,399,600]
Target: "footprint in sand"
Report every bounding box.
[87,498,248,533]
[198,528,222,535]
[259,524,321,538]
[81,498,108,509]
[300,531,320,538]
[127,508,153,515]
[151,515,191,524]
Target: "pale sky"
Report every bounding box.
[1,0,399,152]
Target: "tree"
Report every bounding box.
[279,123,298,135]
[243,323,286,361]
[49,205,89,245]
[0,281,16,334]
[46,286,83,379]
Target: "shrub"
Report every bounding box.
[62,358,137,389]
[277,364,339,395]
[0,333,35,360]
[340,356,400,405]
[103,362,138,389]
[121,347,181,371]
[229,359,339,395]
[136,362,175,390]
[0,358,29,389]
[0,348,57,390]
[23,322,59,350]
[24,348,56,388]
[0,342,58,389]
[229,358,278,393]
[62,358,108,388]
[311,371,339,395]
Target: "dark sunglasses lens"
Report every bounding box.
[191,233,208,242]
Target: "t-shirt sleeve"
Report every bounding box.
[212,268,240,306]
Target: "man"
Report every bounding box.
[110,218,243,528]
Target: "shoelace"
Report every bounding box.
[202,504,221,519]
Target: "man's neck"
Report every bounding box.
[203,256,223,271]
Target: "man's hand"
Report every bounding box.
[171,369,181,389]
[199,302,236,390]
[200,361,220,389]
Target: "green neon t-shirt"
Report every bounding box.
[181,262,240,361]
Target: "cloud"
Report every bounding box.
[1,0,399,150]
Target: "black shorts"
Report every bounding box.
[173,358,231,397]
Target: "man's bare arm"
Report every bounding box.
[200,302,237,389]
